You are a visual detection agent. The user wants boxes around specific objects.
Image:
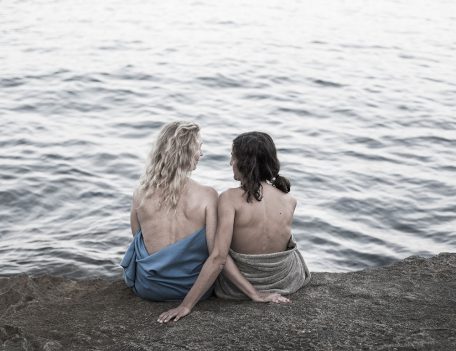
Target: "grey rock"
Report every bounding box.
[1,253,455,351]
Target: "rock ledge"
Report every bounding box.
[1,253,455,350]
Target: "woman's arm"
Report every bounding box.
[130,190,140,236]
[222,255,288,302]
[204,188,218,254]
[222,255,259,299]
[157,190,235,323]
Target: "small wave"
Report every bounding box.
[62,74,103,83]
[311,79,345,88]
[348,137,385,149]
[113,121,163,130]
[331,248,397,270]
[0,77,25,88]
[105,69,161,82]
[196,74,247,88]
[392,135,456,147]
[343,150,401,164]
[276,107,311,116]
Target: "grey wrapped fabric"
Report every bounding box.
[215,237,311,300]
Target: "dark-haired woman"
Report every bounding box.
[158,132,311,323]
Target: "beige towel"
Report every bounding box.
[215,237,311,300]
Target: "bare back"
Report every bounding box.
[132,179,217,255]
[229,182,297,254]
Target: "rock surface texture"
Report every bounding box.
[1,253,455,351]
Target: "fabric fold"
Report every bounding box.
[215,236,311,300]
[120,227,213,301]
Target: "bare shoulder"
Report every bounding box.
[220,187,243,198]
[268,183,297,208]
[132,187,143,206]
[278,187,297,205]
[280,190,297,212]
[189,179,218,203]
[283,190,297,203]
[289,192,298,209]
[218,187,243,207]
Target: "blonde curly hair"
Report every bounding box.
[138,121,201,209]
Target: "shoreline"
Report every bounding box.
[1,253,455,350]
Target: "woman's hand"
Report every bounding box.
[157,305,191,323]
[251,292,291,304]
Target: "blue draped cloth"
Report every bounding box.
[120,227,213,301]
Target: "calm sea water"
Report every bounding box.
[1,0,455,278]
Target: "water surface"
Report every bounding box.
[1,0,455,277]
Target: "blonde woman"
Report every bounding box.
[120,121,218,301]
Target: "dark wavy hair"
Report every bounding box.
[232,131,290,202]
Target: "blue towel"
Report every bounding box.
[120,227,213,301]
